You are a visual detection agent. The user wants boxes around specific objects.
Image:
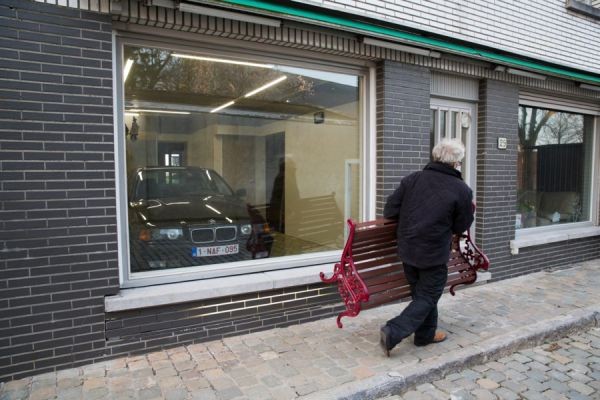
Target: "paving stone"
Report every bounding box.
[82,386,109,400]
[402,390,433,400]
[476,378,499,390]
[524,369,548,382]
[469,388,496,400]
[520,390,548,400]
[448,388,474,400]
[541,389,569,400]
[189,388,217,400]
[138,386,162,399]
[491,387,519,400]
[163,388,187,400]
[567,381,595,396]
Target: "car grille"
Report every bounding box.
[216,227,236,241]
[191,226,237,243]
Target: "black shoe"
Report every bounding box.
[379,325,393,357]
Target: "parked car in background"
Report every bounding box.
[128,166,273,272]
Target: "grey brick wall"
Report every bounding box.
[475,79,520,259]
[0,0,118,380]
[476,79,600,280]
[105,284,343,357]
[376,61,431,214]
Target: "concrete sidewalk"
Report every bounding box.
[2,260,600,400]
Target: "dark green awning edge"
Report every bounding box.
[218,0,600,85]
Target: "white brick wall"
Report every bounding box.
[293,0,600,75]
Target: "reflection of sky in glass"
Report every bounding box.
[275,66,358,87]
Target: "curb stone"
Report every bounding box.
[300,306,600,400]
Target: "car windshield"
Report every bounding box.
[134,168,235,199]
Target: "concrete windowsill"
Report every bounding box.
[510,225,600,255]
[105,263,494,313]
[104,264,331,312]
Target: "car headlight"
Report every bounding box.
[240,224,252,235]
[240,223,271,235]
[160,228,183,240]
[139,228,183,241]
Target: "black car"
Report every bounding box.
[128,166,273,272]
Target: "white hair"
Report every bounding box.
[431,139,465,164]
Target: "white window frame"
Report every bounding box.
[113,32,376,288]
[511,104,600,254]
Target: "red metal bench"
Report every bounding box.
[320,218,489,328]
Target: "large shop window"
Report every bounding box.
[516,106,594,229]
[122,45,363,275]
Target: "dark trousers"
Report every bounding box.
[386,263,448,346]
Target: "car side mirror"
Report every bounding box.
[235,188,247,198]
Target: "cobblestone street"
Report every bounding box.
[1,262,600,400]
[382,328,600,400]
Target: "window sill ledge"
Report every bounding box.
[106,263,494,312]
[510,225,600,255]
[105,264,331,312]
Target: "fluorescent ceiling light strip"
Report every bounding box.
[210,101,235,113]
[362,37,441,58]
[177,2,281,27]
[127,109,191,115]
[579,83,600,92]
[172,53,274,69]
[123,59,134,82]
[244,76,287,98]
[505,67,547,80]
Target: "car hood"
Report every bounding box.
[132,195,252,224]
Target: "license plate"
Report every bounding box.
[192,244,239,257]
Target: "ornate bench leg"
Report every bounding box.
[336,309,358,329]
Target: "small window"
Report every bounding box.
[516,106,594,229]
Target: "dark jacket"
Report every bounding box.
[383,162,474,268]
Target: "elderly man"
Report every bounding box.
[380,138,474,356]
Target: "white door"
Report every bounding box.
[430,98,477,191]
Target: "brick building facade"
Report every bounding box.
[1,0,600,381]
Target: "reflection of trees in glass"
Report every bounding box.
[537,113,583,145]
[123,46,314,103]
[124,47,175,92]
[518,107,554,147]
[519,107,584,146]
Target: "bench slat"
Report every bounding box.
[353,224,396,242]
[363,288,413,309]
[353,255,401,271]
[363,271,407,289]
[351,246,398,262]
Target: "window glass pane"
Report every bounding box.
[440,110,447,138]
[429,109,437,160]
[123,45,362,272]
[516,106,593,229]
[451,111,458,139]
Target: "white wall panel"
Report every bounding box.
[292,0,600,75]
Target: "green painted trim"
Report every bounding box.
[218,0,600,85]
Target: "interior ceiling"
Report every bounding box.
[125,76,358,119]
[127,89,323,116]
